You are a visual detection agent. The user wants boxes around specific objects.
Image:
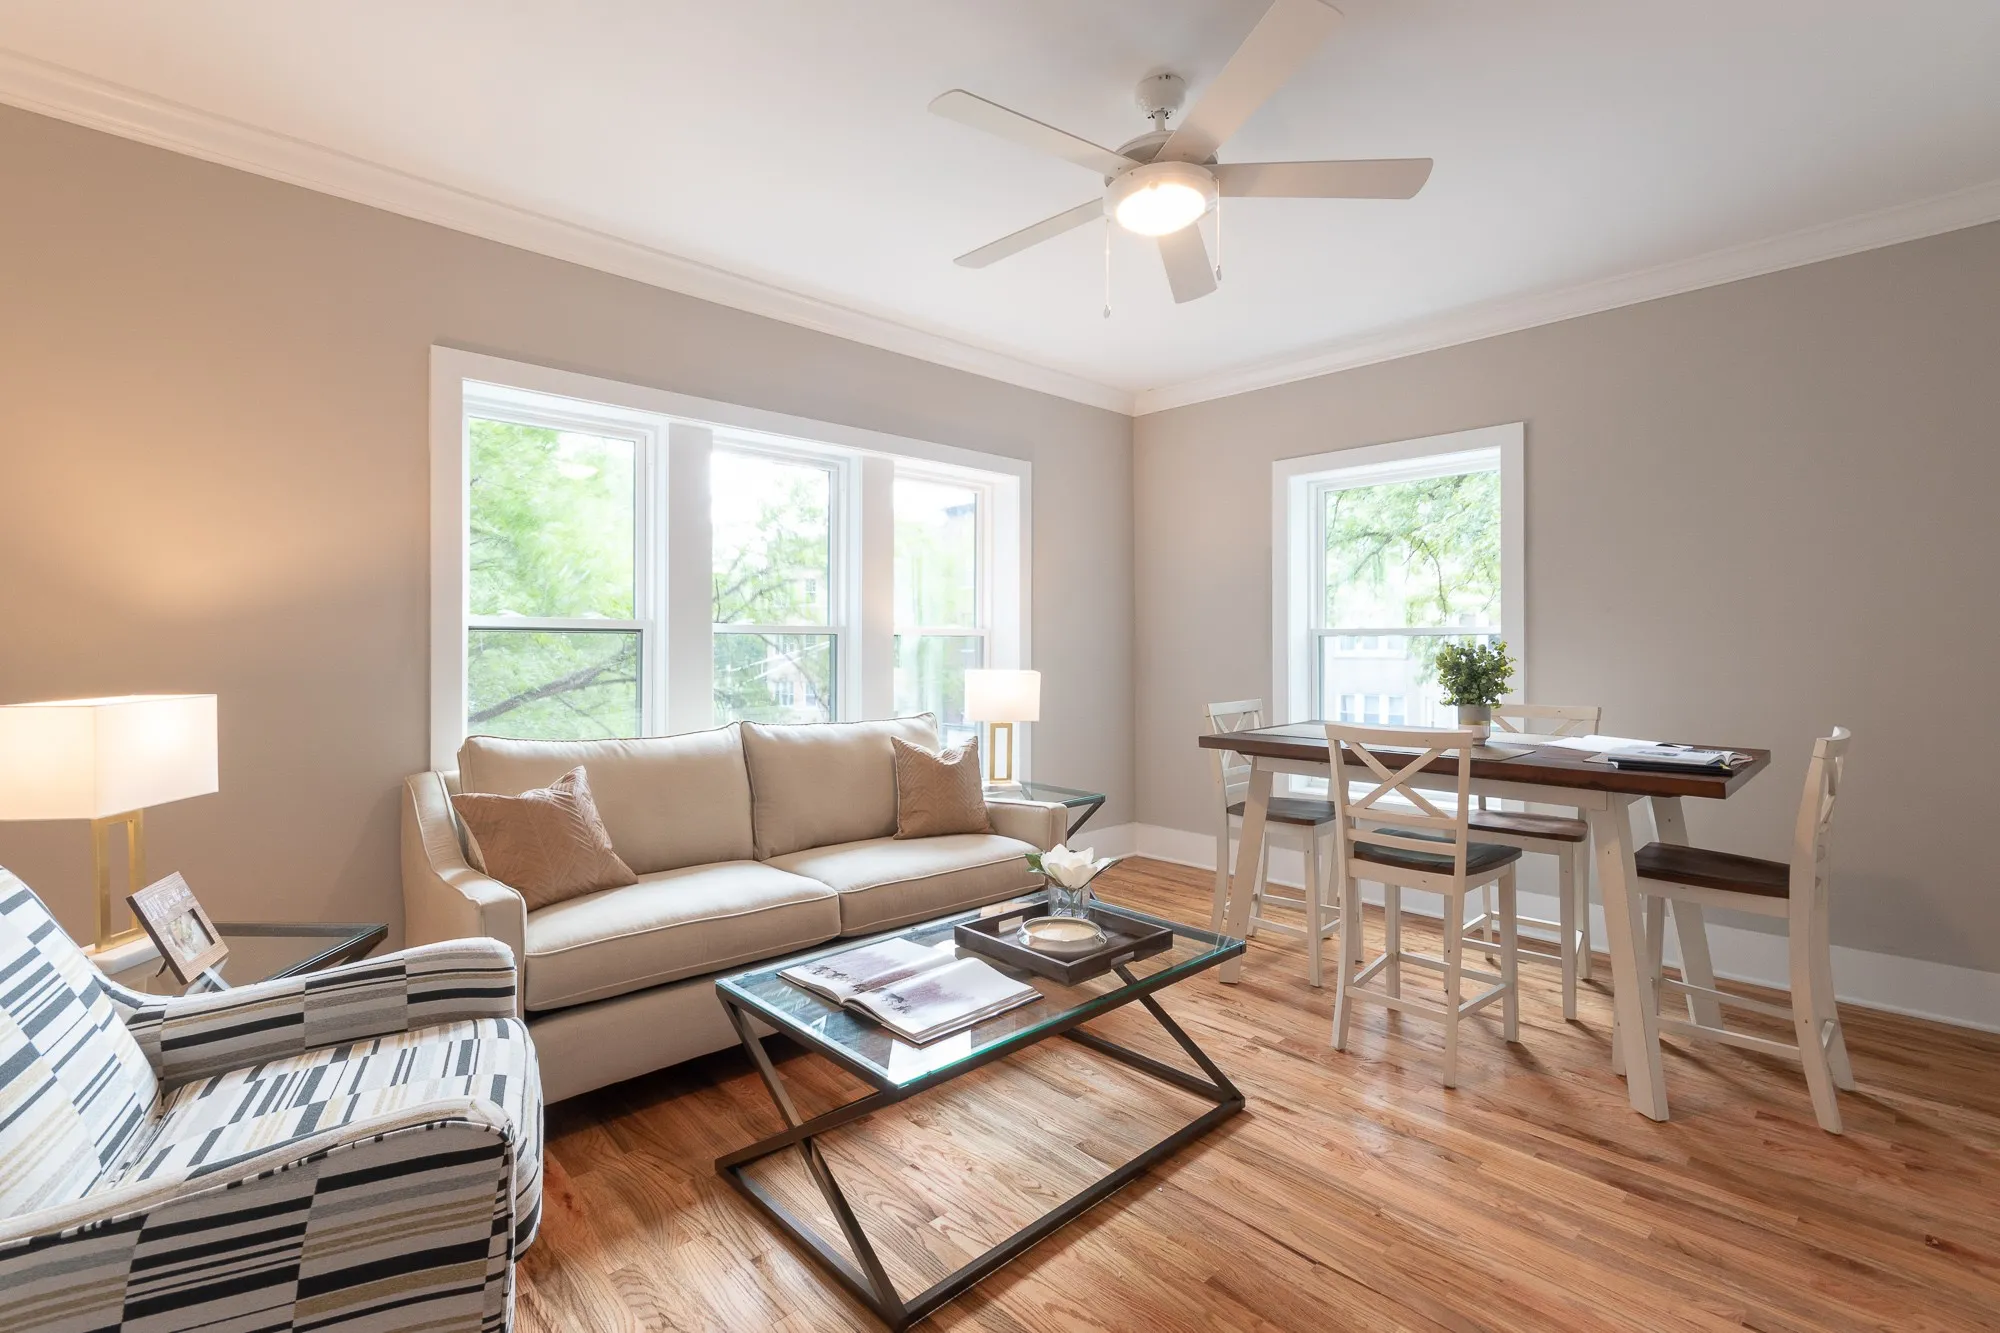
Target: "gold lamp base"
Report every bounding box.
[983,721,1020,789]
[87,808,148,952]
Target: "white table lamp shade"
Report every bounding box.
[0,695,219,821]
[964,670,1040,725]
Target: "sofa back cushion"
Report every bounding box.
[457,727,755,875]
[742,715,939,859]
[0,868,159,1215]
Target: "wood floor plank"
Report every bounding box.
[518,859,2000,1332]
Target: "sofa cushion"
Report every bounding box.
[769,834,1041,934]
[458,727,754,875]
[742,714,939,859]
[892,735,992,839]
[521,861,838,1012]
[451,766,638,911]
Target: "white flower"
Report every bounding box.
[1038,843,1115,890]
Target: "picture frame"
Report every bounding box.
[128,872,229,985]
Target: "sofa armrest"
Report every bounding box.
[0,1103,526,1331]
[985,798,1067,852]
[116,939,518,1087]
[403,771,527,994]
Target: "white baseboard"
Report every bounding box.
[1108,822,2000,1034]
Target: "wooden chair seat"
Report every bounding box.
[1467,808,1588,843]
[1635,841,1790,899]
[1227,796,1339,827]
[1354,828,1523,876]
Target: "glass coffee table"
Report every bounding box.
[715,896,1244,1331]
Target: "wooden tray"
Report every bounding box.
[954,900,1175,984]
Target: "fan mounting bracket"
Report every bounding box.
[1134,72,1186,129]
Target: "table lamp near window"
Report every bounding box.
[964,669,1039,790]
[0,695,219,949]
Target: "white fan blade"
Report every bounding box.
[954,200,1103,268]
[1157,226,1218,303]
[1160,0,1342,164]
[930,90,1137,177]
[1215,158,1432,199]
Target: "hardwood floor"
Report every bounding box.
[517,859,2000,1332]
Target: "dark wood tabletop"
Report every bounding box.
[1198,723,1771,800]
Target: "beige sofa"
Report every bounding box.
[401,713,1064,1101]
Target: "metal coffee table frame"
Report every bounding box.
[714,934,1245,1330]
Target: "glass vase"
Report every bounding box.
[1045,879,1094,918]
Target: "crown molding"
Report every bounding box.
[1134,176,2000,414]
[0,48,1135,416]
[7,49,1998,425]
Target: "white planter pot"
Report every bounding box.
[1453,704,1492,743]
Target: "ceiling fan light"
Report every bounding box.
[1106,161,1217,237]
[1115,182,1207,236]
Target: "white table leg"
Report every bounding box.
[1588,797,1669,1120]
[1210,811,1232,934]
[1648,796,1723,1028]
[1217,761,1273,984]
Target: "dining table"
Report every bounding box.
[1196,722,1772,1120]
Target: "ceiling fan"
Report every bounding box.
[929,0,1431,304]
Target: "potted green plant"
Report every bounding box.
[1432,640,1516,743]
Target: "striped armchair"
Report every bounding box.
[0,868,542,1332]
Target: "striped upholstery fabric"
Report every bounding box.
[115,940,523,1088]
[0,876,158,1217]
[0,869,543,1332]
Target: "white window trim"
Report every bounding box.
[429,347,1032,773]
[1271,422,1525,728]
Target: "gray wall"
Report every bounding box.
[1135,221,2000,972]
[0,104,1135,947]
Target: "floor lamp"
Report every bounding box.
[0,695,219,950]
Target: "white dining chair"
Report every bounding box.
[1630,727,1855,1132]
[1327,723,1523,1087]
[1205,699,1351,987]
[1462,703,1601,1020]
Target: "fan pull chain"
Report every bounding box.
[1213,198,1223,284]
[1103,218,1112,319]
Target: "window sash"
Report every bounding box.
[710,440,845,633]
[461,399,664,736]
[892,465,989,637]
[1306,460,1502,638]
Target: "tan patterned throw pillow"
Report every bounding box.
[451,766,638,910]
[891,736,993,839]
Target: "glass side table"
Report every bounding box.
[990,781,1106,840]
[103,920,388,996]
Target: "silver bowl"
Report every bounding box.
[1018,915,1107,954]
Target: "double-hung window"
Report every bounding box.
[464,412,656,740]
[711,445,843,725]
[432,349,1029,770]
[892,473,986,748]
[1275,423,1523,729]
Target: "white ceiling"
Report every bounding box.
[3,1,1998,413]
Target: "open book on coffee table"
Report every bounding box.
[780,937,1040,1044]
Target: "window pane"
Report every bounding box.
[1324,470,1499,630]
[468,628,639,740]
[468,419,634,619]
[713,451,831,625]
[895,477,978,627]
[1319,633,1497,728]
[715,632,834,724]
[894,634,983,746]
